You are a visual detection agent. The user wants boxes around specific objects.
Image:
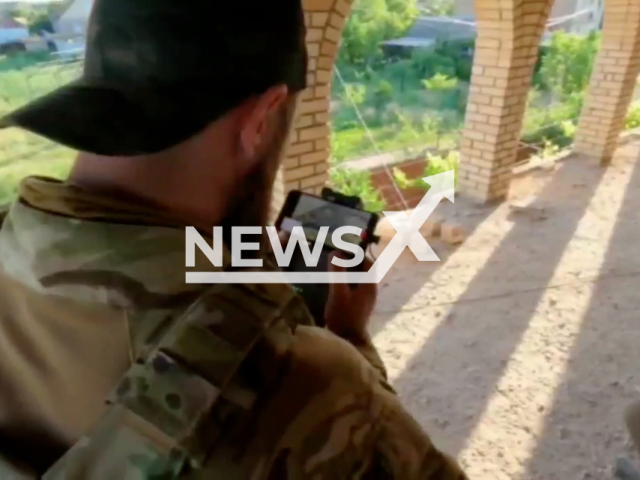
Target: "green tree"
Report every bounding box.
[339,0,419,66]
[539,31,600,97]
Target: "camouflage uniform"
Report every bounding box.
[0,176,467,479]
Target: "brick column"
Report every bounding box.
[270,0,352,219]
[574,1,640,165]
[458,0,553,203]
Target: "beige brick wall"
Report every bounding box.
[457,0,554,203]
[270,0,351,220]
[573,0,640,165]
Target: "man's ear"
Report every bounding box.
[238,85,289,170]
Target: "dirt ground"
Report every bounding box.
[369,134,640,479]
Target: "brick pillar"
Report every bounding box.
[458,0,553,203]
[574,1,640,165]
[270,0,351,219]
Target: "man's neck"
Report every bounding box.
[68,152,230,231]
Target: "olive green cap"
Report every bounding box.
[0,0,308,156]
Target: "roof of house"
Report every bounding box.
[382,16,477,47]
[57,0,92,22]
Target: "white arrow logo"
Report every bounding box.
[185,170,455,284]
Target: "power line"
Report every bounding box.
[333,66,410,211]
[413,8,598,29]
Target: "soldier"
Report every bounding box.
[0,0,467,478]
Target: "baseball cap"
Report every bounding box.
[0,0,308,156]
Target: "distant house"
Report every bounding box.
[0,14,28,53]
[0,0,66,53]
[53,0,90,36]
[0,0,64,15]
[381,16,477,55]
[453,0,604,36]
[383,0,603,56]
[50,0,91,57]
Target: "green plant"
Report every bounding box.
[534,140,561,162]
[372,79,394,112]
[410,49,456,79]
[425,151,459,179]
[559,120,577,139]
[538,31,600,97]
[383,59,414,91]
[339,0,419,66]
[342,83,367,106]
[422,73,458,91]
[390,151,460,193]
[392,167,417,190]
[330,167,386,212]
[625,103,640,130]
[522,93,584,149]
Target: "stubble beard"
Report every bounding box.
[221,97,298,257]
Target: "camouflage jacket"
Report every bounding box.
[0,176,467,479]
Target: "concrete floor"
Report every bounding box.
[370,133,640,480]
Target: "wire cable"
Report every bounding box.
[333,65,410,212]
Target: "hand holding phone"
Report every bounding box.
[275,189,379,326]
[325,251,377,344]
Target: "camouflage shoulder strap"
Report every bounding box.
[42,281,313,480]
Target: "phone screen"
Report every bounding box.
[279,193,373,251]
[277,192,377,326]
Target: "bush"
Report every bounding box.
[389,151,460,193]
[422,72,458,91]
[329,167,386,212]
[433,39,475,81]
[383,59,415,91]
[339,0,419,66]
[625,104,640,130]
[424,151,459,183]
[372,79,394,112]
[410,49,456,79]
[522,92,584,148]
[538,31,600,97]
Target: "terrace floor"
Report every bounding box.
[370,133,640,480]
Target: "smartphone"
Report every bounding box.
[275,190,379,326]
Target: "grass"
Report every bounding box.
[0,50,636,211]
[0,53,80,203]
[0,149,74,204]
[331,121,461,163]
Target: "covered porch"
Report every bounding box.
[277,0,640,206]
[279,0,640,477]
